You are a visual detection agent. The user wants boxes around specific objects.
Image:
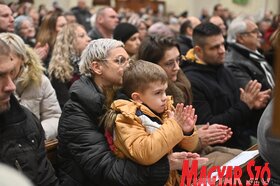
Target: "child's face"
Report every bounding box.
[136,81,168,114]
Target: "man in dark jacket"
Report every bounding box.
[0,39,58,185]
[225,18,273,137]
[181,23,271,150]
[225,18,274,95]
[177,16,200,55]
[88,7,119,40]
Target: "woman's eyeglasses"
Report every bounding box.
[163,56,182,69]
[101,56,133,66]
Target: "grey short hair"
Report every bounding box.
[14,15,33,36]
[79,38,124,77]
[227,17,248,43]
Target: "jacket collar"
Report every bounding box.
[228,43,265,62]
[0,94,26,127]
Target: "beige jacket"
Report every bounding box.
[15,75,61,140]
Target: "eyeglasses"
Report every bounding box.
[163,56,182,69]
[240,28,260,35]
[101,56,133,66]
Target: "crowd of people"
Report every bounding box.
[0,0,279,185]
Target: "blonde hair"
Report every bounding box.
[0,33,44,87]
[79,38,124,77]
[48,23,83,82]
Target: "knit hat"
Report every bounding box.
[113,23,138,43]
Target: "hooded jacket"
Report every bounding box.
[57,76,170,186]
[110,97,198,186]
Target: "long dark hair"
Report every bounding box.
[137,35,193,105]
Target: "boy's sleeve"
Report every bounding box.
[114,114,184,166]
[177,126,199,152]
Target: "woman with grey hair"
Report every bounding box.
[14,15,36,47]
[57,38,183,186]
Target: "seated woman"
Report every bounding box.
[113,22,141,58]
[138,35,242,167]
[0,33,61,140]
[57,38,190,185]
[14,15,36,47]
[48,23,91,109]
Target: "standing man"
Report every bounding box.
[0,39,59,186]
[88,6,119,40]
[0,3,14,33]
[181,23,271,149]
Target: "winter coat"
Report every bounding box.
[57,75,170,186]
[15,75,61,140]
[111,98,198,186]
[71,7,92,32]
[0,95,58,186]
[225,43,274,90]
[181,58,252,150]
[176,35,193,55]
[88,26,103,40]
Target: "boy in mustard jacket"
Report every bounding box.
[102,60,207,186]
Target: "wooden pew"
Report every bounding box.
[45,139,58,167]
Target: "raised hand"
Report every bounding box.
[34,42,49,60]
[253,89,271,109]
[240,80,261,109]
[198,123,232,147]
[169,103,196,134]
[182,105,197,134]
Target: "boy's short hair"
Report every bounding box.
[122,60,168,98]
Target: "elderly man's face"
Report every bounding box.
[0,54,17,113]
[239,20,261,51]
[0,5,14,33]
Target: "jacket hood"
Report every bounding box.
[69,75,105,116]
[111,96,174,121]
[184,48,205,65]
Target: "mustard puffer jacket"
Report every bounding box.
[111,97,199,165]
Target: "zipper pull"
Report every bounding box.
[15,159,22,172]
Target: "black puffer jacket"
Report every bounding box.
[0,95,58,186]
[181,62,252,149]
[57,76,169,186]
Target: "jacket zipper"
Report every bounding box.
[15,159,22,172]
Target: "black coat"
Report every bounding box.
[225,43,274,135]
[225,43,274,90]
[0,95,58,186]
[57,76,169,186]
[176,35,193,55]
[71,7,92,32]
[181,62,252,149]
